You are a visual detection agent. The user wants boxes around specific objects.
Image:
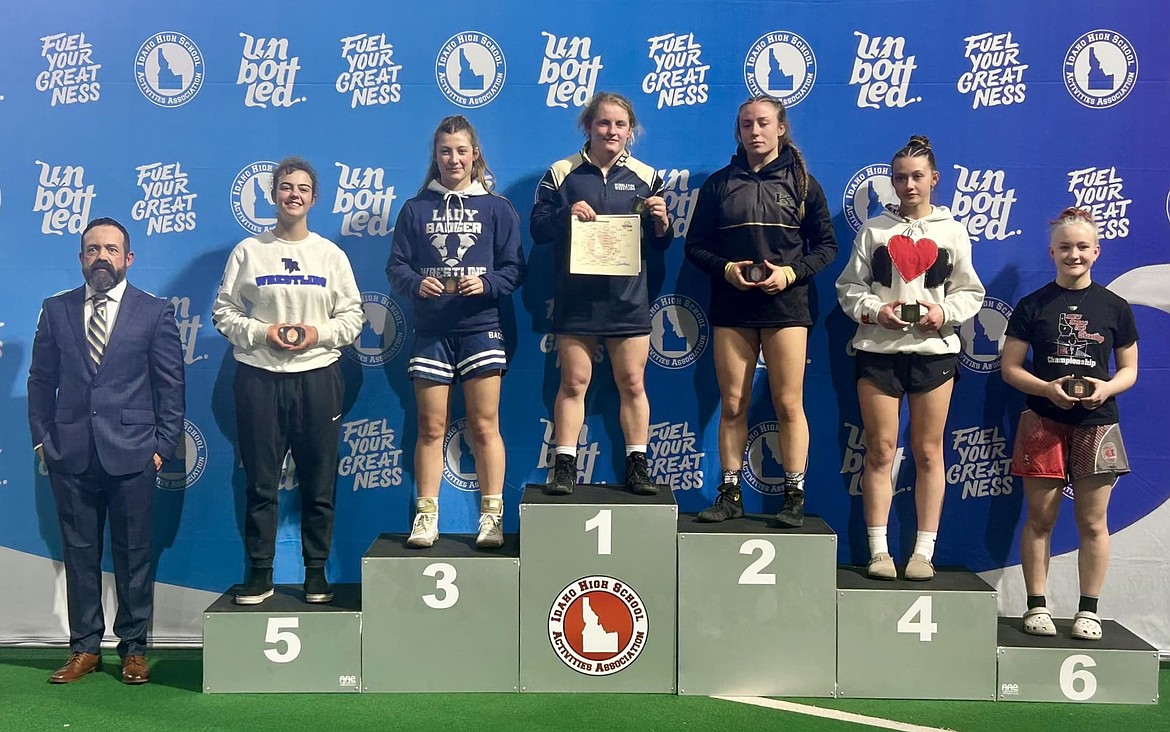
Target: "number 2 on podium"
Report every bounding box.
[585,509,611,555]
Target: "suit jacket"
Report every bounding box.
[28,283,186,476]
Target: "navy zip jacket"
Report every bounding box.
[685,146,837,328]
[530,147,673,336]
[387,180,525,335]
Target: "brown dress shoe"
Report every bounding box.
[121,655,150,685]
[49,652,102,683]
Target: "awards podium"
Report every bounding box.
[201,481,1159,703]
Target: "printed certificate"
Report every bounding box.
[569,214,641,276]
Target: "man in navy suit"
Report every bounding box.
[28,217,185,684]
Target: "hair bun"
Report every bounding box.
[907,134,932,148]
[1053,207,1096,225]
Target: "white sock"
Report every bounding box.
[867,526,888,557]
[914,531,937,562]
[626,444,647,456]
[416,496,437,514]
[555,446,577,457]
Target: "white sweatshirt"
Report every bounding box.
[836,206,984,355]
[212,230,364,372]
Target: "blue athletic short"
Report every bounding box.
[407,330,507,383]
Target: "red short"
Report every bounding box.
[1009,410,1130,483]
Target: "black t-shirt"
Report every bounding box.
[1005,281,1138,425]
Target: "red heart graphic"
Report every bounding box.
[887,235,939,283]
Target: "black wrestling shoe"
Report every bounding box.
[775,487,805,528]
[235,567,274,605]
[304,567,334,604]
[546,453,577,496]
[697,483,744,522]
[625,452,658,495]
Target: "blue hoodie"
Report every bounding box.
[386,180,526,335]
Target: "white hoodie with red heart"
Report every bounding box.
[836,205,985,355]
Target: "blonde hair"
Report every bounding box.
[578,92,639,146]
[1050,207,1099,244]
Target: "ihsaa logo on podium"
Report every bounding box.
[1062,30,1138,109]
[958,297,1013,374]
[442,418,479,492]
[548,576,648,676]
[842,164,896,233]
[156,419,207,491]
[435,31,506,109]
[230,161,277,234]
[743,31,816,107]
[648,295,708,369]
[743,421,785,495]
[134,31,204,108]
[343,292,406,367]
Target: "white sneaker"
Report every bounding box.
[476,512,503,549]
[407,511,438,548]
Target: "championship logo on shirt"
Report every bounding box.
[229,161,277,234]
[548,576,648,676]
[958,297,1013,373]
[648,295,708,369]
[435,31,506,108]
[743,31,816,108]
[134,31,204,108]
[742,421,786,495]
[157,419,207,491]
[1062,30,1138,109]
[442,418,479,492]
[343,291,406,367]
[842,164,896,232]
[36,32,101,106]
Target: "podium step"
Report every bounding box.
[202,584,362,693]
[677,514,837,697]
[836,565,997,700]
[996,616,1159,703]
[361,533,519,692]
[519,482,677,693]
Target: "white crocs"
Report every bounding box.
[1071,610,1102,641]
[1022,606,1057,637]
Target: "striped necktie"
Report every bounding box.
[87,293,108,370]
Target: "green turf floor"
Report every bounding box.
[0,649,1165,731]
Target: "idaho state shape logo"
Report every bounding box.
[887,234,939,282]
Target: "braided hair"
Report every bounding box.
[736,94,809,219]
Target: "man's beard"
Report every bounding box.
[85,262,123,292]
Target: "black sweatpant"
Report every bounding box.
[235,361,344,569]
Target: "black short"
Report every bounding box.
[855,351,958,397]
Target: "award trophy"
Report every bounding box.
[1063,377,1094,398]
[743,263,769,284]
[900,302,922,323]
[278,325,306,346]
